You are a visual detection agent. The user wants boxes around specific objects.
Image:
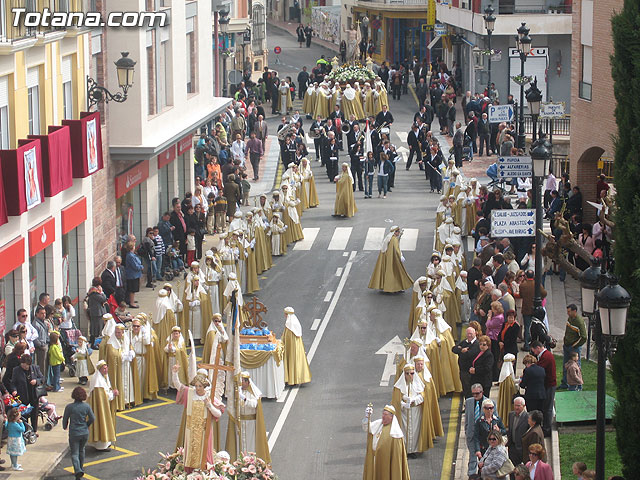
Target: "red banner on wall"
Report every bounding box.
[0,139,44,216]
[177,134,193,155]
[115,161,149,199]
[157,144,176,169]
[26,124,73,197]
[62,111,104,178]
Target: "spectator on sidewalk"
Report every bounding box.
[124,244,143,309]
[9,354,44,434]
[521,412,545,463]
[63,386,95,480]
[559,304,587,389]
[565,352,584,391]
[507,396,530,466]
[478,112,491,156]
[519,354,546,413]
[32,306,50,376]
[474,398,507,462]
[465,384,495,477]
[525,443,553,479]
[452,326,481,398]
[519,270,546,351]
[246,131,264,181]
[530,341,556,437]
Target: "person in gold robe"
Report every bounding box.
[226,372,271,464]
[184,276,213,342]
[280,184,304,242]
[413,355,444,441]
[172,365,225,471]
[334,163,357,217]
[411,318,446,397]
[104,324,141,410]
[278,79,293,114]
[88,360,117,451]
[313,83,331,119]
[154,289,176,389]
[282,307,311,385]
[497,353,518,426]
[71,335,95,385]
[341,83,366,120]
[408,277,430,334]
[302,83,316,115]
[202,314,229,376]
[431,308,463,394]
[268,213,288,256]
[164,326,189,390]
[130,316,159,401]
[368,226,413,292]
[300,157,319,208]
[362,405,410,480]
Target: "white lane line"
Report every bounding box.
[268,251,358,451]
[327,227,352,250]
[399,228,419,251]
[396,132,408,144]
[310,318,322,330]
[342,252,349,257]
[293,227,320,250]
[335,267,343,276]
[276,389,289,403]
[363,227,386,250]
[324,291,333,302]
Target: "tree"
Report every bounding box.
[610,1,640,478]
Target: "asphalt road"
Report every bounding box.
[46,27,462,480]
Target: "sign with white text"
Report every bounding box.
[488,104,514,123]
[497,156,532,178]
[540,102,566,119]
[491,209,536,237]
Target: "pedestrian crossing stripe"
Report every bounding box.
[295,227,421,251]
[396,132,408,144]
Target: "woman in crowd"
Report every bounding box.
[62,386,95,479]
[470,335,494,395]
[485,301,505,382]
[521,411,546,463]
[2,342,26,391]
[4,330,19,356]
[499,310,520,357]
[87,277,108,346]
[124,243,143,309]
[478,431,510,479]
[525,443,553,479]
[9,354,44,433]
[519,355,546,413]
[520,244,536,273]
[473,398,506,460]
[194,203,207,260]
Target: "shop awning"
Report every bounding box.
[0,237,25,278]
[62,111,104,178]
[1,139,44,216]
[27,125,73,197]
[427,36,441,50]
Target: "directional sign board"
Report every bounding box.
[434,24,447,37]
[540,101,566,119]
[497,156,532,178]
[491,209,536,237]
[488,104,514,123]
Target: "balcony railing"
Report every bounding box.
[496,3,572,14]
[3,0,86,43]
[523,114,571,137]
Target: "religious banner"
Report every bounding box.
[86,117,99,174]
[24,146,42,210]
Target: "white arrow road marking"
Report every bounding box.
[396,146,410,163]
[376,335,406,386]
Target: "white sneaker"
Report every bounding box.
[12,465,23,471]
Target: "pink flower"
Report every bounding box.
[146,476,155,480]
[247,464,257,473]
[243,456,251,463]
[228,467,236,475]
[242,467,249,472]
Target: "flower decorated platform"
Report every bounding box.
[326,63,376,85]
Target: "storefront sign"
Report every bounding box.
[28,216,55,257]
[115,161,149,199]
[61,197,87,234]
[157,144,177,169]
[177,134,193,155]
[0,237,25,279]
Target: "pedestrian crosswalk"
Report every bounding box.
[291,226,424,252]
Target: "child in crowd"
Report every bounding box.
[60,295,75,329]
[114,302,133,324]
[206,193,216,234]
[48,331,65,392]
[566,351,584,391]
[572,462,587,480]
[241,173,251,206]
[167,241,184,273]
[39,396,62,423]
[214,195,228,233]
[186,229,197,265]
[5,407,26,470]
[71,336,94,385]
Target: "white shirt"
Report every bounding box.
[231,140,246,166]
[530,460,539,478]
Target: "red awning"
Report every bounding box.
[62,111,103,178]
[0,237,25,279]
[0,139,44,216]
[61,197,87,234]
[26,124,73,197]
[28,216,55,257]
[115,161,149,199]
[157,144,176,169]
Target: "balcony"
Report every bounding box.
[359,0,428,4]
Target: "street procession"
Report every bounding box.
[0,2,634,480]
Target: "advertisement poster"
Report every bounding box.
[87,118,99,174]
[24,146,42,210]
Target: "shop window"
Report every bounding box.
[116,185,143,248]
[62,229,80,303]
[29,249,48,309]
[0,270,16,336]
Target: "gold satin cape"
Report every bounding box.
[334,173,357,217]
[362,423,410,480]
[391,380,442,451]
[105,342,143,410]
[498,376,518,427]
[143,329,160,400]
[305,176,320,207]
[88,386,116,445]
[368,236,414,292]
[226,390,271,464]
[282,327,312,385]
[156,309,176,388]
[418,371,445,439]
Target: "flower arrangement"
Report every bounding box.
[327,63,376,84]
[480,48,502,56]
[135,449,277,480]
[511,74,532,86]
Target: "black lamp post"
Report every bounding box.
[87,52,136,111]
[529,130,551,324]
[526,77,542,141]
[580,261,631,480]
[515,23,531,150]
[219,11,230,97]
[483,5,496,96]
[579,261,601,360]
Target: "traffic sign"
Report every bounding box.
[540,102,566,119]
[434,24,447,37]
[497,156,532,178]
[243,29,251,44]
[491,209,536,237]
[488,104,514,123]
[274,46,281,54]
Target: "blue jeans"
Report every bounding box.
[69,434,88,474]
[466,437,478,475]
[523,314,533,349]
[568,384,583,391]
[561,344,582,387]
[171,257,184,270]
[51,364,61,391]
[377,175,388,195]
[365,175,373,197]
[154,256,164,280]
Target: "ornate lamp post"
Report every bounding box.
[515,23,531,149]
[483,5,496,96]
[526,78,542,141]
[87,52,136,111]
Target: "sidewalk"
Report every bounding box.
[267,19,340,54]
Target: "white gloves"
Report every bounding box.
[238,391,246,401]
[401,401,410,409]
[190,300,200,308]
[402,394,410,402]
[401,255,405,263]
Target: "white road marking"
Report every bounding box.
[268,251,358,450]
[335,267,343,276]
[396,131,408,144]
[293,227,320,250]
[276,389,289,403]
[323,291,333,302]
[343,252,349,257]
[310,318,322,330]
[376,335,407,386]
[363,227,386,250]
[327,227,352,250]
[399,228,419,251]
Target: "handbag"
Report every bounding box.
[35,384,48,398]
[495,457,515,477]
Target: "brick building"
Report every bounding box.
[569,0,619,220]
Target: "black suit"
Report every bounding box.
[10,364,44,431]
[310,121,324,160]
[169,211,187,255]
[520,364,546,413]
[415,83,428,107]
[100,268,125,303]
[452,338,481,398]
[493,263,508,285]
[375,111,394,128]
[507,410,530,466]
[349,143,364,191]
[406,129,421,170]
[470,350,494,396]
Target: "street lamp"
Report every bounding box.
[87,52,136,111]
[483,4,496,96]
[579,261,631,480]
[219,10,230,97]
[525,77,542,141]
[515,23,531,149]
[579,261,601,360]
[529,132,551,325]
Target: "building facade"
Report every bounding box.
[568,0,617,217]
[0,1,97,331]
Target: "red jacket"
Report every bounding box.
[537,348,557,388]
[526,460,554,480]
